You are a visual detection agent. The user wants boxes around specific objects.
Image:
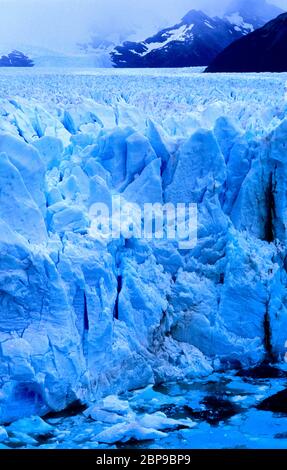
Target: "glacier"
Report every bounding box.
[0,68,287,430]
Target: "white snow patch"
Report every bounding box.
[204,21,214,29]
[226,12,254,32]
[129,49,141,56]
[140,24,194,57]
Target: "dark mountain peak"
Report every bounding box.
[258,11,287,35]
[206,11,287,72]
[0,50,34,67]
[269,11,287,24]
[181,9,209,25]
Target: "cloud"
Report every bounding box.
[0,0,286,51]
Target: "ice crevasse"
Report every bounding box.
[0,85,287,422]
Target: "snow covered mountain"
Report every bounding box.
[206,12,287,72]
[111,2,284,68]
[111,10,246,68]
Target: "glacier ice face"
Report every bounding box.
[1,69,287,422]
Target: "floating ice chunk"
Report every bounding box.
[101,395,130,415]
[8,416,53,437]
[84,408,128,424]
[9,431,39,446]
[83,395,131,423]
[139,412,195,431]
[95,422,167,444]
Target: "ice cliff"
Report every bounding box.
[0,70,287,423]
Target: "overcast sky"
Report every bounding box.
[0,0,286,51]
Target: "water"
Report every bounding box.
[2,365,287,449]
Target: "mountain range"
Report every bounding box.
[0,44,111,68]
[0,0,284,69]
[111,0,284,68]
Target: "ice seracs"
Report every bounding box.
[0,70,287,423]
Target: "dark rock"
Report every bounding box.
[44,400,87,419]
[257,389,287,413]
[237,363,287,379]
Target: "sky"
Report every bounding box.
[0,0,286,52]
